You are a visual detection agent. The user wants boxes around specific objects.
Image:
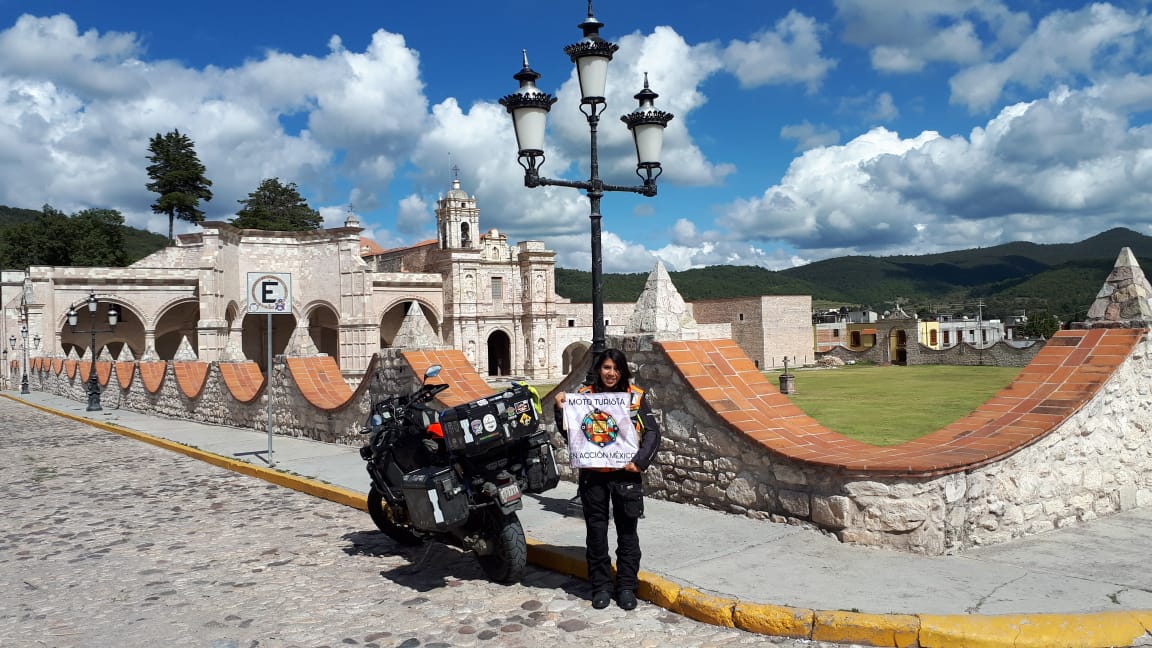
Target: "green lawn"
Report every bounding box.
[773,364,1022,446]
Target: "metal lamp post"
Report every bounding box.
[1,348,6,390]
[499,1,673,357]
[9,326,38,394]
[67,292,119,412]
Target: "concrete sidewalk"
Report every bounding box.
[9,390,1152,647]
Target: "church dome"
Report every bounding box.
[445,178,469,200]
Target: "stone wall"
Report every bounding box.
[26,328,1152,556]
[820,331,1045,367]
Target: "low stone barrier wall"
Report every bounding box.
[21,328,1152,555]
[819,339,1044,367]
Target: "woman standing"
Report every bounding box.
[554,348,661,610]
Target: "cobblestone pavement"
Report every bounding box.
[0,400,865,648]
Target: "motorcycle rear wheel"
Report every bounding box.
[476,512,527,584]
[366,486,423,546]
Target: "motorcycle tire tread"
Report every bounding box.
[366,487,423,547]
[477,512,527,584]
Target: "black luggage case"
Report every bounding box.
[439,385,540,456]
[401,466,469,532]
[523,430,559,493]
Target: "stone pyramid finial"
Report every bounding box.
[67,347,79,361]
[173,336,198,361]
[117,345,136,362]
[392,302,446,350]
[626,260,699,339]
[1085,247,1152,324]
[79,346,91,361]
[219,328,246,361]
[98,346,113,361]
[140,344,159,362]
[285,324,321,356]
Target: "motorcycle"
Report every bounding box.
[359,365,559,583]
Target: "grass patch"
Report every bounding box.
[775,364,1022,446]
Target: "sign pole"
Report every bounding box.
[236,271,292,467]
[266,311,275,466]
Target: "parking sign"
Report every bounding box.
[247,272,292,314]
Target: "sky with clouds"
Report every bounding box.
[2,0,1152,273]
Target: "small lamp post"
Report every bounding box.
[68,292,119,412]
[9,326,38,395]
[499,1,673,357]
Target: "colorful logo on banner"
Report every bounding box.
[581,409,620,447]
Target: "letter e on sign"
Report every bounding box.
[246,272,292,315]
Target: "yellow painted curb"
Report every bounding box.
[11,393,1152,648]
[812,610,919,647]
[526,539,586,579]
[732,601,814,638]
[637,571,682,610]
[673,588,736,627]
[918,611,1148,648]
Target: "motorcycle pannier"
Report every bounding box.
[439,385,540,456]
[401,466,469,532]
[523,430,559,494]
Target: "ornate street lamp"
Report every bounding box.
[499,1,673,357]
[68,292,119,412]
[9,325,38,395]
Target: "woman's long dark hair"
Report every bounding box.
[592,348,632,392]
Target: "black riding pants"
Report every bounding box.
[579,469,644,593]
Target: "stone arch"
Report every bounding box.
[303,299,340,361]
[379,298,441,348]
[241,311,298,372]
[154,298,201,360]
[486,328,511,377]
[224,300,241,329]
[57,296,146,360]
[562,341,591,376]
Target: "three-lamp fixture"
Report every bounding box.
[9,325,40,395]
[498,5,674,191]
[68,292,120,412]
[498,1,673,356]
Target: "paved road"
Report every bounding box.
[0,399,866,648]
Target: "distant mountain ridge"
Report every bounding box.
[555,227,1152,323]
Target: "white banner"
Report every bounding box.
[563,392,638,469]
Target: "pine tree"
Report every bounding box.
[145,129,213,243]
[230,178,322,231]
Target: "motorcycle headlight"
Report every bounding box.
[370,413,384,428]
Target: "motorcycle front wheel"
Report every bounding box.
[366,486,423,546]
[476,512,527,584]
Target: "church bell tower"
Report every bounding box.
[436,168,480,250]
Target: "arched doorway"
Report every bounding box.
[308,305,340,363]
[155,301,201,360]
[561,341,590,376]
[892,329,908,365]
[487,330,511,377]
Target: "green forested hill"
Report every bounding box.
[0,205,169,266]
[555,227,1152,323]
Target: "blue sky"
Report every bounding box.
[2,1,1152,272]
